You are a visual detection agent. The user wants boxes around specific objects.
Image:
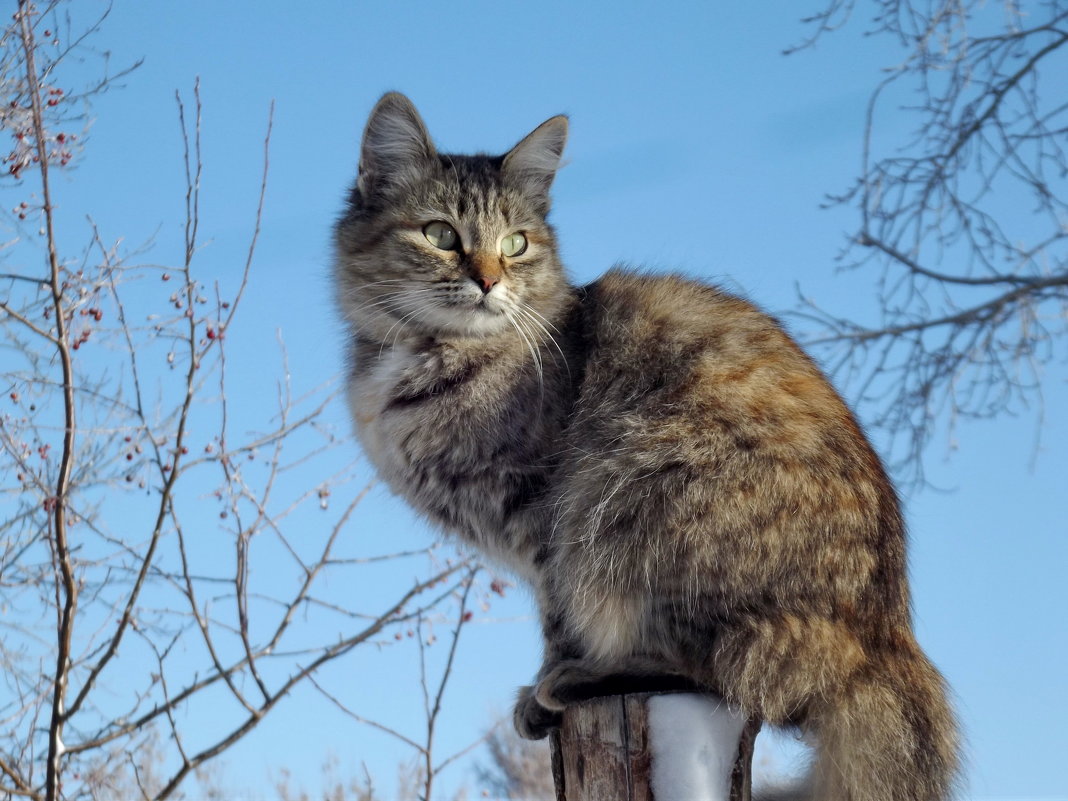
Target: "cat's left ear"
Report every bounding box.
[357,92,437,201]
[502,115,569,202]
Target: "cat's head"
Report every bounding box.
[335,92,570,342]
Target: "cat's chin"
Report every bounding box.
[438,309,514,340]
[407,302,513,340]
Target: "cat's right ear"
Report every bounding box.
[502,114,569,205]
[357,92,436,200]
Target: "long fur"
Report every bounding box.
[335,92,960,800]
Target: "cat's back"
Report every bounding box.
[581,268,793,369]
[579,268,832,411]
[561,268,906,619]
[573,267,885,483]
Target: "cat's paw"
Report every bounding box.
[513,684,561,740]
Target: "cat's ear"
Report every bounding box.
[357,92,436,199]
[502,115,569,202]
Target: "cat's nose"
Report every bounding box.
[469,254,503,294]
[474,275,500,294]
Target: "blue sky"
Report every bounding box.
[10,1,1067,798]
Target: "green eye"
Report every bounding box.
[423,221,459,250]
[501,232,528,257]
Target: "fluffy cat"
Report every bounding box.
[334,92,959,801]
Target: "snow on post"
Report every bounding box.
[550,691,759,801]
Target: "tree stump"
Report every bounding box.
[550,693,759,801]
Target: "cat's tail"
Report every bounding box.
[799,641,960,801]
[712,616,959,800]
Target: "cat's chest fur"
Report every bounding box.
[348,344,424,480]
[347,338,559,578]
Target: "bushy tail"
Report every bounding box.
[711,617,959,800]
[803,645,960,801]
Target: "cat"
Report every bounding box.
[334,92,960,801]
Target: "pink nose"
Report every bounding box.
[476,276,499,294]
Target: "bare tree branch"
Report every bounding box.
[0,6,480,798]
[14,6,80,796]
[792,0,1068,483]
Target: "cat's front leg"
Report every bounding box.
[513,600,583,740]
[513,655,692,740]
[513,682,562,740]
[513,659,599,740]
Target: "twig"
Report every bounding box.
[420,567,478,801]
[16,6,80,798]
[152,564,467,800]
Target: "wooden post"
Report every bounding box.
[550,692,760,801]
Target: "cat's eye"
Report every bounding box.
[423,221,459,251]
[501,232,528,258]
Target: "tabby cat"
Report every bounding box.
[334,92,959,801]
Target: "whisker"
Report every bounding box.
[348,287,440,316]
[506,309,545,397]
[519,301,563,334]
[378,299,437,357]
[514,303,570,381]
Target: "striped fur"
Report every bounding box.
[335,93,960,800]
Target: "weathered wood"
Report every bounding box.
[624,695,654,800]
[551,694,647,800]
[729,718,761,801]
[550,728,567,801]
[550,692,758,801]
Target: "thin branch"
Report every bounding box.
[152,564,467,800]
[857,233,1043,287]
[17,6,80,798]
[806,272,1068,345]
[421,569,477,801]
[0,301,60,343]
[0,754,38,800]
[307,674,425,753]
[64,563,466,758]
